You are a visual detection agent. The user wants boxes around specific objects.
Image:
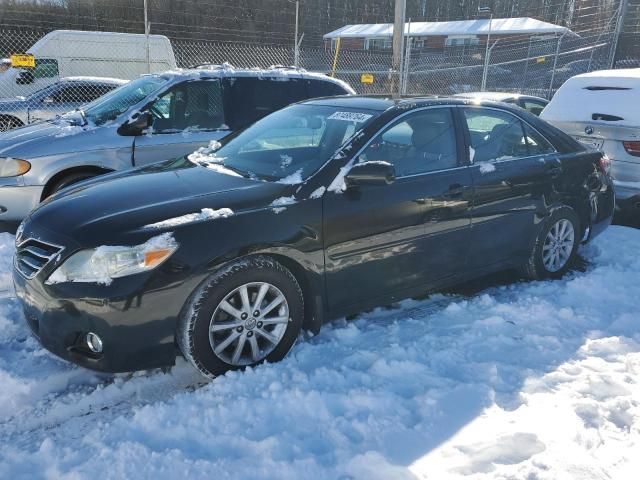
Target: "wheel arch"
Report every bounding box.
[267,252,324,335]
[188,248,325,336]
[0,114,25,129]
[41,165,115,201]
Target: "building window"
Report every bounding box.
[366,37,392,50]
[445,35,480,47]
[410,37,425,48]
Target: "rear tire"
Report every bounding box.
[177,256,304,379]
[521,206,580,280]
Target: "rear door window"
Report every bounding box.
[463,108,528,163]
[523,123,556,155]
[224,77,309,130]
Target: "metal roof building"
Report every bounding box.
[323,17,574,51]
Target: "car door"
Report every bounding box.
[323,107,473,312]
[461,106,560,270]
[132,79,230,166]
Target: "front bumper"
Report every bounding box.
[0,181,44,221]
[13,269,182,373]
[11,221,197,373]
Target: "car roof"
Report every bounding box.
[454,91,518,101]
[156,64,354,92]
[454,91,547,102]
[302,94,518,111]
[62,76,128,85]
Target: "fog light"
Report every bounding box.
[86,332,103,353]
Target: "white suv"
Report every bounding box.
[541,69,640,211]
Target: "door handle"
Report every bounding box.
[443,184,464,199]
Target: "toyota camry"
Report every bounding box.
[13,96,614,378]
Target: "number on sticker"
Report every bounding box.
[328,112,373,123]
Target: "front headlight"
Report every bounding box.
[46,233,178,285]
[0,157,31,177]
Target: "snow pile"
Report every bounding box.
[187,141,244,178]
[478,162,497,174]
[1,227,640,479]
[144,208,234,229]
[187,140,223,163]
[270,195,296,213]
[54,124,85,138]
[277,169,303,185]
[309,186,326,199]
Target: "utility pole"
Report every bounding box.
[610,0,629,68]
[391,0,406,98]
[294,1,300,67]
[144,0,150,73]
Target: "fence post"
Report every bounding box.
[330,37,341,78]
[480,14,493,91]
[548,31,567,99]
[144,0,150,73]
[401,19,412,94]
[294,1,300,67]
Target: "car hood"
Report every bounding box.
[28,159,290,245]
[0,116,93,158]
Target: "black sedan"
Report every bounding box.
[13,96,615,378]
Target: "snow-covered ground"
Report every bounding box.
[1,226,639,479]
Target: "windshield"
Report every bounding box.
[24,83,61,101]
[82,75,168,126]
[189,104,380,181]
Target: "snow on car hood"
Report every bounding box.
[0,116,97,158]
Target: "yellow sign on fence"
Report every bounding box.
[10,54,35,68]
[360,73,374,84]
[536,56,546,64]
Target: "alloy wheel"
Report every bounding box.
[209,282,290,366]
[542,218,575,272]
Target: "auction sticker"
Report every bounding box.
[328,111,373,123]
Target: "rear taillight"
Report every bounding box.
[597,154,611,174]
[623,141,640,157]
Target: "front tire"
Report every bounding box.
[521,206,580,280]
[178,256,304,378]
[50,172,98,195]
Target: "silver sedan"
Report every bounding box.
[0,77,127,131]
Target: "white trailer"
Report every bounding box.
[0,30,177,99]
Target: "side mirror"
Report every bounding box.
[118,111,153,136]
[345,161,396,187]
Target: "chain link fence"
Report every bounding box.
[0,24,625,131]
